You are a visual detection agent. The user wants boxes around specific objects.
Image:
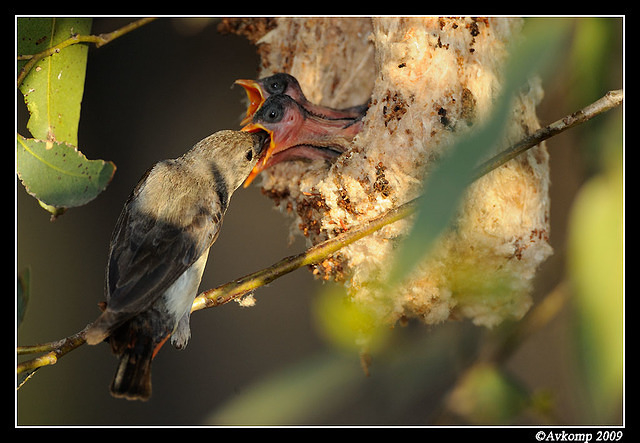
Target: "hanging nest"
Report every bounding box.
[219,16,553,331]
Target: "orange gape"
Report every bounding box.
[235,72,368,186]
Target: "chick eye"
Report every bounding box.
[267,80,284,94]
[263,105,283,123]
[245,149,253,162]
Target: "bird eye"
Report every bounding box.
[267,80,284,94]
[245,149,253,162]
[263,104,283,123]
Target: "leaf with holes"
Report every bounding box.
[17,134,116,210]
[17,17,116,215]
[17,17,92,145]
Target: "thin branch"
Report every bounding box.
[17,325,90,374]
[194,88,624,311]
[479,280,572,365]
[192,200,414,312]
[17,18,156,87]
[433,280,572,423]
[16,89,623,379]
[474,89,623,180]
[17,201,414,375]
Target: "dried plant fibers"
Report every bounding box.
[221,17,552,338]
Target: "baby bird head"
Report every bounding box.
[235,72,303,125]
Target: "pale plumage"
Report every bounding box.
[85,130,268,400]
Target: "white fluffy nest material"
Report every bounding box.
[225,17,553,329]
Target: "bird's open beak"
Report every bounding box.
[235,79,265,126]
[241,122,274,187]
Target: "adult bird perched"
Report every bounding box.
[241,93,364,187]
[235,72,369,126]
[84,130,269,401]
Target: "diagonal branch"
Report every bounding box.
[16,89,623,381]
[193,88,623,310]
[474,89,623,180]
[191,198,414,312]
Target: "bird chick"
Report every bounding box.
[241,93,363,187]
[235,72,368,125]
[85,129,269,401]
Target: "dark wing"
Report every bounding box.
[85,175,223,344]
[106,212,201,311]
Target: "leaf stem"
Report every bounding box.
[17,18,156,87]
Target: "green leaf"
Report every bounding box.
[17,18,117,215]
[312,284,391,354]
[205,324,480,425]
[567,130,623,422]
[387,19,569,287]
[569,18,618,108]
[16,134,116,209]
[18,17,92,145]
[206,351,364,425]
[446,363,530,424]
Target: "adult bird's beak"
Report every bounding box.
[241,122,274,187]
[235,79,266,125]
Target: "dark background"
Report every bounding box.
[16,17,623,426]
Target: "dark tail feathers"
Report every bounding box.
[110,344,153,401]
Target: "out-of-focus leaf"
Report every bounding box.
[312,284,391,354]
[387,19,569,287]
[206,323,480,425]
[568,18,622,169]
[16,134,116,209]
[567,128,623,422]
[569,18,618,109]
[17,17,92,145]
[206,351,364,425]
[446,363,530,424]
[17,268,31,327]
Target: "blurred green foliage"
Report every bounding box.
[567,113,623,423]
[312,284,392,355]
[387,18,569,287]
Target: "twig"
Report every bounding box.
[17,18,156,87]
[17,325,90,374]
[474,89,623,180]
[191,199,415,312]
[479,280,572,365]
[434,280,572,423]
[16,89,623,380]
